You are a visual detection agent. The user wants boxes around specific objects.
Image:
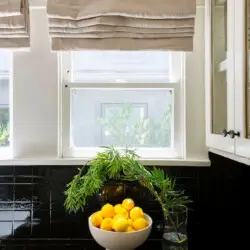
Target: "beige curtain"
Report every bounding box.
[0,0,30,49]
[47,0,196,51]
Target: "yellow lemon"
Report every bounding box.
[114,204,123,214]
[116,207,129,219]
[132,218,148,231]
[130,207,144,221]
[126,226,135,232]
[112,218,129,232]
[91,212,103,227]
[128,219,133,226]
[95,211,103,217]
[101,203,115,219]
[122,198,135,211]
[113,214,125,221]
[100,218,113,231]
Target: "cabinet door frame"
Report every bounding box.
[234,0,250,158]
[205,0,235,153]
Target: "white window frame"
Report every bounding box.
[59,52,186,160]
[0,52,13,159]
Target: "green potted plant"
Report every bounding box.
[64,147,191,244]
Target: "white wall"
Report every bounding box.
[186,7,207,159]
[13,8,58,158]
[9,4,207,162]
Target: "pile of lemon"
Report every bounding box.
[91,198,149,232]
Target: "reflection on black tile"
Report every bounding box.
[15,177,32,184]
[32,209,50,238]
[0,211,13,221]
[32,167,50,184]
[32,219,51,238]
[32,184,50,204]
[0,175,13,184]
[0,221,13,238]
[14,185,32,204]
[13,211,31,221]
[13,220,31,238]
[0,185,14,207]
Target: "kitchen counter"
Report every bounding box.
[0,238,188,250]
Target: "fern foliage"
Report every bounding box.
[64,147,191,216]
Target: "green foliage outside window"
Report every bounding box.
[0,123,9,146]
[98,103,172,147]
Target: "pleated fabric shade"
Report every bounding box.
[47,0,197,51]
[0,0,30,49]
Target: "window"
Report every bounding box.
[61,51,185,159]
[0,52,10,155]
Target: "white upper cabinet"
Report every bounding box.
[206,0,250,160]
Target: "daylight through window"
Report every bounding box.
[62,51,184,159]
[0,52,10,149]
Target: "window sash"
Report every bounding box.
[59,52,185,159]
[61,51,182,84]
[0,52,11,156]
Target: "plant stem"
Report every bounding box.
[167,213,182,243]
[140,179,182,242]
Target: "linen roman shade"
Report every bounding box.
[0,0,30,49]
[47,0,197,51]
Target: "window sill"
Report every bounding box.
[0,157,210,166]
[0,147,12,159]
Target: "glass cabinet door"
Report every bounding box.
[211,0,228,135]
[206,0,235,153]
[234,0,250,158]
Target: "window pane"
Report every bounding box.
[71,89,173,148]
[0,53,10,148]
[72,51,174,83]
[0,52,10,74]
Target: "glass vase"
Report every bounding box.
[162,209,188,247]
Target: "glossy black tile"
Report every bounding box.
[32,184,50,203]
[0,153,249,250]
[0,167,14,175]
[13,220,31,238]
[0,185,14,208]
[0,175,13,184]
[14,167,32,176]
[14,185,32,205]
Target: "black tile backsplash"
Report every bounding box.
[0,152,249,250]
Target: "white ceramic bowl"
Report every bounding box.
[89,213,152,250]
